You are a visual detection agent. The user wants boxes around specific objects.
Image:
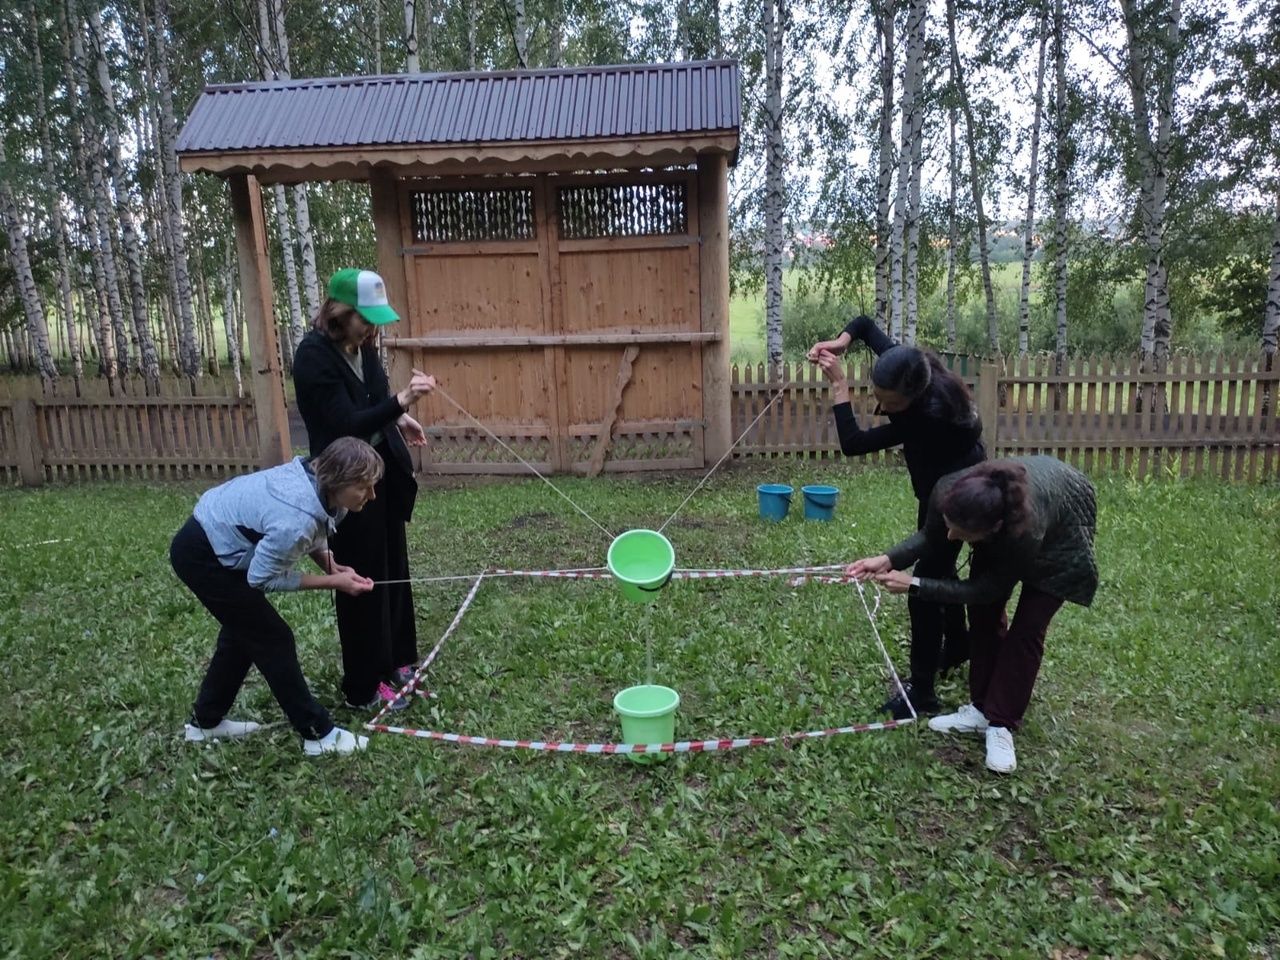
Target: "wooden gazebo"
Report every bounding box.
[177,61,740,474]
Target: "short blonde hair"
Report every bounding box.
[311,437,383,498]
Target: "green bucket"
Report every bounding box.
[606,529,676,604]
[613,684,680,764]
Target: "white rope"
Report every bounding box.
[433,385,616,542]
[657,388,786,534]
[853,578,917,721]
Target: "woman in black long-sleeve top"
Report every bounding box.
[809,315,986,718]
[293,268,436,713]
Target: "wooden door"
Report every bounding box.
[391,171,705,474]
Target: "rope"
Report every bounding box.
[656,388,786,535]
[433,384,615,542]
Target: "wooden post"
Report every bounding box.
[370,170,415,469]
[698,153,732,465]
[229,174,291,467]
[977,360,1001,452]
[13,399,45,487]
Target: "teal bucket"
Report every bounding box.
[607,530,676,604]
[802,484,840,521]
[757,483,793,522]
[613,684,680,764]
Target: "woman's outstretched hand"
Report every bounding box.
[807,331,852,361]
[845,555,892,580]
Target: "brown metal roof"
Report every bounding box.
[176,61,740,156]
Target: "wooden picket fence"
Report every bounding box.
[731,353,1280,482]
[0,387,258,485]
[0,353,1276,485]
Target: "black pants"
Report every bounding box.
[906,500,969,697]
[330,471,418,704]
[170,517,333,740]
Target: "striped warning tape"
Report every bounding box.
[376,563,854,586]
[367,716,914,754]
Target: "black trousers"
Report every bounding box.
[968,584,1065,729]
[170,517,333,740]
[330,470,418,704]
[906,499,969,696]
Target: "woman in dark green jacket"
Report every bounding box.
[849,455,1098,773]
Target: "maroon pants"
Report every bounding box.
[968,585,1065,730]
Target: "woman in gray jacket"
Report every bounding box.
[171,438,385,756]
[849,456,1098,773]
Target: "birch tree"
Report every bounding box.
[85,3,161,389]
[1017,8,1049,356]
[900,0,927,345]
[947,0,997,351]
[763,0,786,365]
[1119,0,1181,369]
[0,139,59,386]
[514,0,530,67]
[1051,0,1070,360]
[873,0,895,330]
[405,0,420,71]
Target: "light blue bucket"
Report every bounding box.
[802,484,840,521]
[757,484,793,522]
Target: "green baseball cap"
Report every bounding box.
[327,268,400,325]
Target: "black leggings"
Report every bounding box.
[906,500,969,696]
[170,517,333,740]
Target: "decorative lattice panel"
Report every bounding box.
[567,430,696,464]
[410,188,536,242]
[557,182,689,240]
[428,434,552,466]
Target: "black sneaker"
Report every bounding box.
[880,681,941,720]
[344,681,410,713]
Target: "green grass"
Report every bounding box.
[1,465,1277,958]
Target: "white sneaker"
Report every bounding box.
[303,726,369,756]
[985,726,1017,773]
[927,703,990,734]
[184,719,261,742]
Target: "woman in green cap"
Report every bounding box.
[293,268,436,714]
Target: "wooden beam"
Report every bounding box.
[229,173,292,467]
[369,169,416,470]
[697,153,732,465]
[383,332,721,349]
[977,360,1001,449]
[586,345,640,477]
[178,134,740,181]
[535,175,570,472]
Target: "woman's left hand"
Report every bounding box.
[873,570,914,594]
[398,414,428,447]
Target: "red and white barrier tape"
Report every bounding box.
[368,716,914,754]
[370,573,486,725]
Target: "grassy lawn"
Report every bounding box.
[1,464,1277,958]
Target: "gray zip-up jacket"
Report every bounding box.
[193,457,345,592]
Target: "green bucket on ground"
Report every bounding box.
[606,529,676,603]
[613,684,680,764]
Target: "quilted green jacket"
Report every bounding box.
[886,455,1099,607]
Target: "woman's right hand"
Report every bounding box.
[845,555,892,581]
[396,369,437,409]
[807,331,852,362]
[332,570,375,596]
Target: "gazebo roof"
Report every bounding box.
[177,60,740,182]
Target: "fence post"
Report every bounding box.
[13,399,45,487]
[977,360,1000,451]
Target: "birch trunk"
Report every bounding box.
[31,0,81,387]
[223,238,244,395]
[1052,0,1069,361]
[902,0,927,346]
[948,0,997,351]
[405,0,419,71]
[874,0,895,331]
[1122,0,1179,370]
[151,0,201,378]
[1263,191,1280,356]
[86,4,160,390]
[514,0,529,68]
[946,103,959,350]
[468,0,477,68]
[1017,10,1049,357]
[0,141,59,387]
[763,0,786,365]
[68,8,128,380]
